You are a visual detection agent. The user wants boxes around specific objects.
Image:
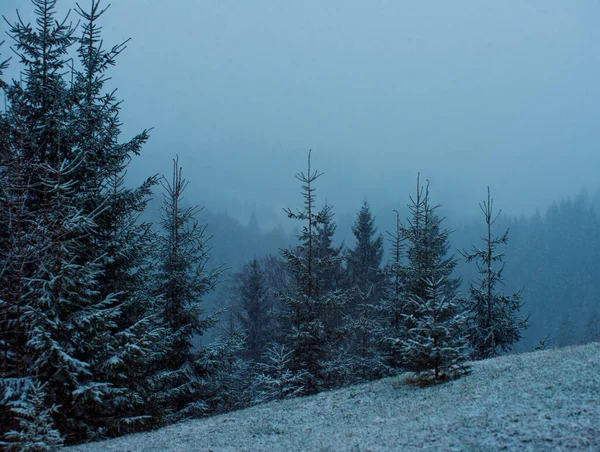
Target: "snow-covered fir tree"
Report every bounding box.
[462,188,528,359]
[0,379,63,451]
[207,312,254,413]
[397,176,468,381]
[402,275,470,382]
[69,1,164,436]
[252,343,306,404]
[401,176,459,303]
[152,157,221,423]
[24,157,123,442]
[280,151,349,394]
[343,287,391,383]
[0,0,165,441]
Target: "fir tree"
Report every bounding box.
[402,275,470,382]
[401,176,459,302]
[0,379,63,452]
[70,3,162,435]
[1,0,161,441]
[280,151,348,394]
[346,199,384,300]
[343,288,391,383]
[252,343,306,404]
[24,156,119,441]
[378,210,405,369]
[152,156,221,423]
[462,188,528,359]
[208,312,253,413]
[233,258,275,363]
[398,176,468,381]
[313,202,344,294]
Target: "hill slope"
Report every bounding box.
[70,343,599,451]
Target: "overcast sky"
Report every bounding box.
[3,0,600,227]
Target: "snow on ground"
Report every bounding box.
[69,343,600,451]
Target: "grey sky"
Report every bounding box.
[3,0,600,226]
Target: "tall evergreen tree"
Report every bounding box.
[401,176,459,302]
[280,151,348,394]
[343,200,387,381]
[398,176,469,381]
[70,2,163,436]
[1,0,162,441]
[24,156,120,441]
[152,157,221,423]
[462,188,528,359]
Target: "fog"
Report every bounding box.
[3,0,600,226]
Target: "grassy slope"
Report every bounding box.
[70,343,599,451]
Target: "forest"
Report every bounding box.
[0,1,599,450]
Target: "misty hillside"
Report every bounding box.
[69,343,599,451]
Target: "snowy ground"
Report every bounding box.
[69,343,600,451]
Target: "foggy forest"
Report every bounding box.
[0,0,598,450]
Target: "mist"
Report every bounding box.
[4,0,600,227]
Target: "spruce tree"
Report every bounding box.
[0,380,63,451]
[402,176,459,302]
[402,275,470,382]
[343,288,390,383]
[280,151,348,394]
[346,200,384,299]
[344,200,387,381]
[152,156,221,423]
[69,2,163,435]
[208,312,253,413]
[462,188,528,359]
[1,0,162,441]
[313,202,344,294]
[378,210,405,369]
[252,343,306,404]
[233,258,275,363]
[399,176,469,381]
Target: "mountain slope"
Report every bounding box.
[70,343,599,451]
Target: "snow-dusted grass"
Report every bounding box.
[69,343,599,451]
